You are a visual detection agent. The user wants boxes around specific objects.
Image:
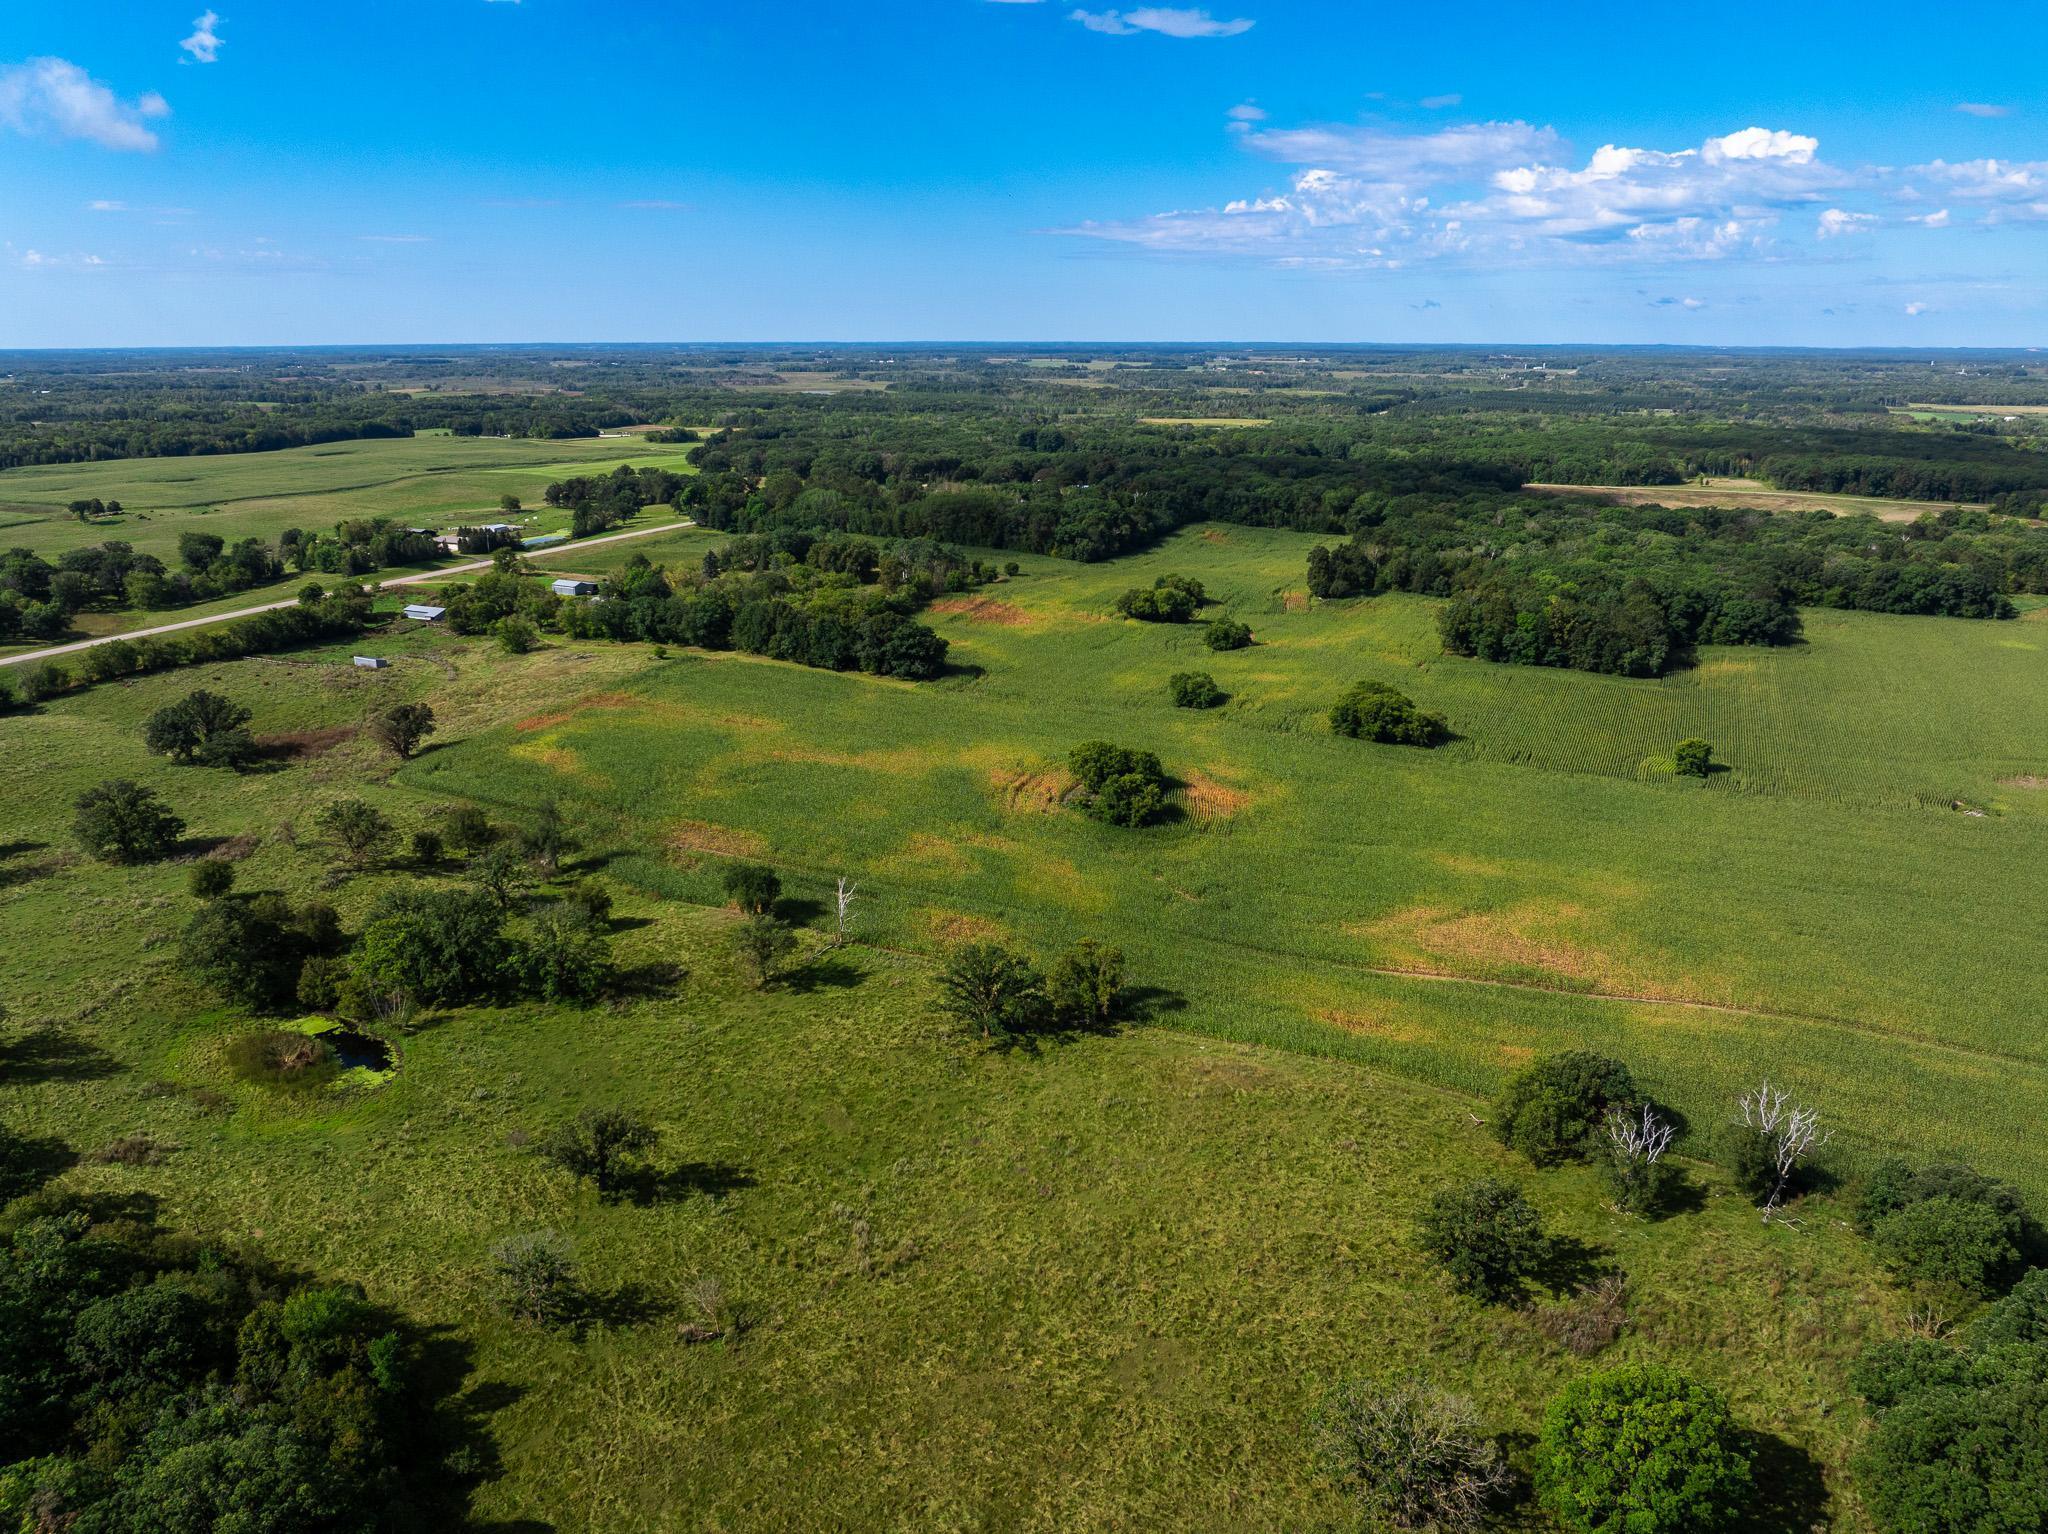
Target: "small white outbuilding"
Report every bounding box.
[550,579,598,597]
[402,604,445,622]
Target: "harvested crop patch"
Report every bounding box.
[256,725,355,761]
[515,691,639,732]
[929,596,1033,627]
[990,765,1076,815]
[665,819,767,859]
[923,908,1006,945]
[1178,769,1251,822]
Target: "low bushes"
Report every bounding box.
[1310,1375,1507,1532]
[1492,1052,1639,1167]
[1114,574,1205,623]
[1857,1160,2031,1296]
[1535,1363,1753,1534]
[1067,740,1169,827]
[1415,1178,1549,1303]
[1167,671,1222,709]
[1329,680,1448,746]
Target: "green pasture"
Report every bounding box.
[0,641,1891,1524]
[6,513,2043,1526]
[385,525,2048,1197]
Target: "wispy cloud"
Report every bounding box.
[1069,8,1254,37]
[180,11,224,65]
[1817,207,1876,238]
[1419,93,1462,110]
[0,58,169,152]
[1955,102,2009,118]
[1905,301,1929,316]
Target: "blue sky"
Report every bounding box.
[0,1,2042,347]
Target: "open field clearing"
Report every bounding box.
[0,433,695,565]
[0,629,1899,1526]
[1524,477,1990,520]
[4,482,2039,1524]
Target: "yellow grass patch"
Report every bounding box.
[989,765,1076,815]
[1693,656,1762,678]
[1178,769,1252,823]
[1359,902,1615,986]
[883,832,976,878]
[1312,1007,1422,1043]
[922,908,1007,945]
[665,819,767,859]
[928,595,1035,627]
[1280,590,1309,613]
[1200,528,1230,544]
[1999,775,2048,790]
[1429,852,1513,879]
[514,691,639,732]
[508,737,599,783]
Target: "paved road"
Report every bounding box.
[0,518,696,669]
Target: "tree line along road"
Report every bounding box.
[0,518,695,669]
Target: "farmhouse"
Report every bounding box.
[551,578,598,597]
[401,604,445,622]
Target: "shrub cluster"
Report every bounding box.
[1329,680,1448,746]
[1167,671,1222,709]
[1067,740,1170,827]
[1113,575,1205,623]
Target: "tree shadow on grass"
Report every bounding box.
[0,839,48,861]
[781,955,866,994]
[1120,985,1189,1024]
[1534,1233,1613,1299]
[621,1161,757,1207]
[1647,1166,1708,1220]
[574,1280,670,1334]
[772,895,825,925]
[1734,1428,1830,1534]
[611,961,687,1000]
[0,1026,121,1084]
[0,1132,78,1202]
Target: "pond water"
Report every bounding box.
[321,1027,395,1074]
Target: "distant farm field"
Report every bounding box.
[0,433,695,565]
[1524,476,1988,520]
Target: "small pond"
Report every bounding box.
[321,1027,395,1074]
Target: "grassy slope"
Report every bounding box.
[6,518,2039,1526]
[380,525,2048,1198]
[0,644,1889,1528]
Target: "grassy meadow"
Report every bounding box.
[5,509,2045,1526]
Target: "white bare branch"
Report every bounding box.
[833,876,859,946]
[1737,1078,1832,1219]
[1605,1102,1674,1167]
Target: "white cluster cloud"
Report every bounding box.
[1062,113,2035,269]
[0,57,168,152]
[1070,8,1253,37]
[1907,158,2048,222]
[1064,120,1857,267]
[180,11,224,65]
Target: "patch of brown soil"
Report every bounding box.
[1313,1007,1419,1042]
[514,691,638,731]
[1280,590,1308,613]
[989,765,1076,815]
[1179,769,1251,822]
[1200,528,1229,543]
[256,726,356,761]
[928,596,1032,627]
[1359,902,1623,989]
[665,819,766,859]
[1999,775,2048,789]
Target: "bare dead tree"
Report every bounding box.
[1603,1103,1675,1214]
[1738,1079,1831,1219]
[833,876,858,946]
